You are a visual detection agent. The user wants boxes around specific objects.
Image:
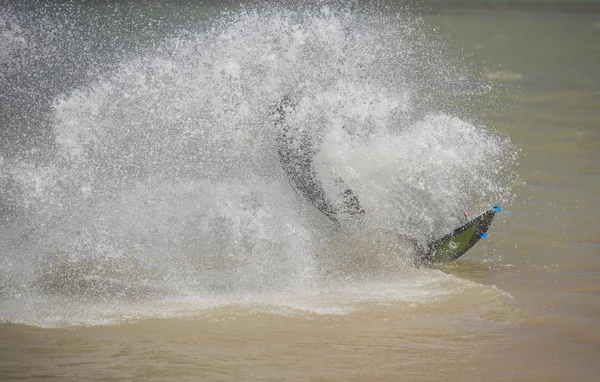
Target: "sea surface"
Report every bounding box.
[1,1,599,381]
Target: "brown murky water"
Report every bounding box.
[1,6,599,382]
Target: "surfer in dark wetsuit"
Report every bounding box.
[272,96,364,223]
[269,2,370,223]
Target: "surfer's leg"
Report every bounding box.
[400,235,431,267]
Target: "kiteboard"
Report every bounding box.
[422,205,502,264]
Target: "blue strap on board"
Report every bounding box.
[476,205,501,238]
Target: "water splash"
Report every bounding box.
[0,2,517,326]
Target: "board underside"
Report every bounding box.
[426,207,499,263]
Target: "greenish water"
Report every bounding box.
[1,3,599,381]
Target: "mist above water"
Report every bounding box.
[0,2,517,326]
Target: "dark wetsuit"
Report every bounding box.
[273,96,364,222]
